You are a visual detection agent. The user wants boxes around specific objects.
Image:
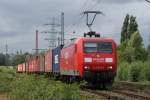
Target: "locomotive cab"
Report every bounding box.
[83,40,116,71]
[81,38,117,85]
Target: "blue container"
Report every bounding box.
[52,46,61,73]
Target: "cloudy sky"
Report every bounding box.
[0,0,150,53]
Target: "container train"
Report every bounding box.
[17,36,117,87]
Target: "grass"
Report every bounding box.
[10,75,84,100]
[0,66,89,100]
[0,66,16,93]
[1,64,149,100]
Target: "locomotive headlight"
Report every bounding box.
[105,58,113,63]
[84,66,89,69]
[108,66,112,69]
[84,58,92,62]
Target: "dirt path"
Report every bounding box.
[0,93,10,100]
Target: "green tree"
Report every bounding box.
[119,15,147,62]
[127,16,138,39]
[121,14,129,43]
[120,14,138,46]
[128,32,147,61]
[0,53,5,66]
[11,52,28,66]
[148,45,150,59]
[128,31,143,48]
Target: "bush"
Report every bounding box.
[10,74,83,100]
[129,62,143,82]
[117,61,150,82]
[116,62,130,81]
[141,61,150,81]
[0,67,87,100]
[0,66,16,93]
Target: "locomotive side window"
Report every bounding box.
[84,42,97,52]
[98,42,112,53]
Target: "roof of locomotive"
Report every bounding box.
[75,37,116,44]
[63,37,116,48]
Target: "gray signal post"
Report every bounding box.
[36,29,38,55]
[61,12,64,46]
[5,42,8,66]
[5,43,8,56]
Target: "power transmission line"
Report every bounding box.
[42,17,61,48]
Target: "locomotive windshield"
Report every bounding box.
[84,42,97,52]
[84,42,112,53]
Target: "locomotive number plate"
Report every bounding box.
[93,58,105,62]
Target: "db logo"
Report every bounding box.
[54,55,58,64]
[96,54,100,58]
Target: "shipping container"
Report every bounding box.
[17,64,22,72]
[39,55,45,72]
[25,62,28,72]
[45,50,52,72]
[22,63,25,72]
[25,55,31,72]
[29,58,34,72]
[33,57,36,72]
[36,56,40,72]
[52,46,61,73]
[33,56,40,72]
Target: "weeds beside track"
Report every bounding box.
[81,81,150,100]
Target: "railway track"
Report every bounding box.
[81,81,150,100]
[81,88,150,100]
[114,81,150,91]
[111,89,150,100]
[81,88,125,100]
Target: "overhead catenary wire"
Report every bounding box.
[145,0,150,3]
[65,0,94,31]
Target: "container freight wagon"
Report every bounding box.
[25,55,31,72]
[17,64,23,73]
[25,61,28,72]
[22,63,26,72]
[29,56,40,73]
[32,57,36,72]
[52,46,61,74]
[45,50,52,73]
[39,55,45,73]
[28,58,34,73]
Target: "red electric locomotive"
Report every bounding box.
[60,37,117,86]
